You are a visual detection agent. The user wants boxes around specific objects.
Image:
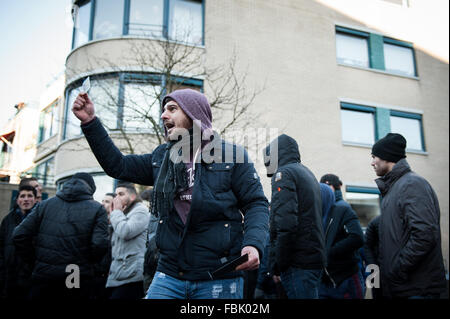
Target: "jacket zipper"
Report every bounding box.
[323,267,337,288]
[324,218,337,288]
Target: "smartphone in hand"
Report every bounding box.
[208,254,249,280]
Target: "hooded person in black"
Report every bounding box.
[12,173,109,299]
[319,183,365,299]
[263,134,326,299]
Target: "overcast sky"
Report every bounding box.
[0,0,72,129]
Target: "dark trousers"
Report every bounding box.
[319,272,365,299]
[29,279,93,300]
[109,281,144,299]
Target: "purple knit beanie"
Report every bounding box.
[162,89,212,133]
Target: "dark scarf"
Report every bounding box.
[151,129,198,218]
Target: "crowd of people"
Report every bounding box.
[0,89,446,300]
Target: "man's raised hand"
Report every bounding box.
[72,93,95,125]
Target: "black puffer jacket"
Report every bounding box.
[0,207,33,297]
[264,134,326,274]
[376,159,446,298]
[13,178,109,282]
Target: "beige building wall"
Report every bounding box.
[204,0,448,268]
[57,0,448,270]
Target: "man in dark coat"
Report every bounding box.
[263,134,326,299]
[12,173,109,300]
[0,185,37,299]
[371,133,446,299]
[72,88,269,299]
[319,183,365,299]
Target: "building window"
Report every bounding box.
[383,38,416,77]
[123,81,161,131]
[341,101,426,152]
[73,0,92,48]
[390,110,424,151]
[39,99,59,143]
[336,30,369,68]
[72,0,204,49]
[64,72,203,140]
[64,86,83,139]
[345,186,381,228]
[128,0,164,37]
[93,0,125,40]
[0,132,14,170]
[169,0,203,45]
[336,26,417,77]
[35,157,55,186]
[341,103,376,145]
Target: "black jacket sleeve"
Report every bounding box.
[12,204,42,264]
[269,170,298,273]
[0,216,8,296]
[329,207,364,258]
[364,216,380,266]
[89,206,110,263]
[231,147,269,260]
[81,117,155,185]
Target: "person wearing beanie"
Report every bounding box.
[319,173,350,208]
[370,133,446,299]
[72,88,269,299]
[12,172,109,299]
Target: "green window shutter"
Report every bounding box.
[375,107,391,140]
[369,34,385,70]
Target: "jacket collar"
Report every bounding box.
[375,158,411,196]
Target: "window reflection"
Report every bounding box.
[169,0,203,44]
[65,86,83,139]
[384,43,415,77]
[336,33,369,68]
[346,191,380,227]
[123,82,161,131]
[129,0,164,37]
[93,0,125,40]
[390,116,423,151]
[341,109,375,145]
[73,1,91,47]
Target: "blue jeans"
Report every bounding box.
[146,272,244,299]
[319,272,365,299]
[408,295,440,299]
[280,267,322,299]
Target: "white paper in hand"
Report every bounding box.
[81,76,91,94]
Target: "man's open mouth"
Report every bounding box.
[165,122,175,130]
